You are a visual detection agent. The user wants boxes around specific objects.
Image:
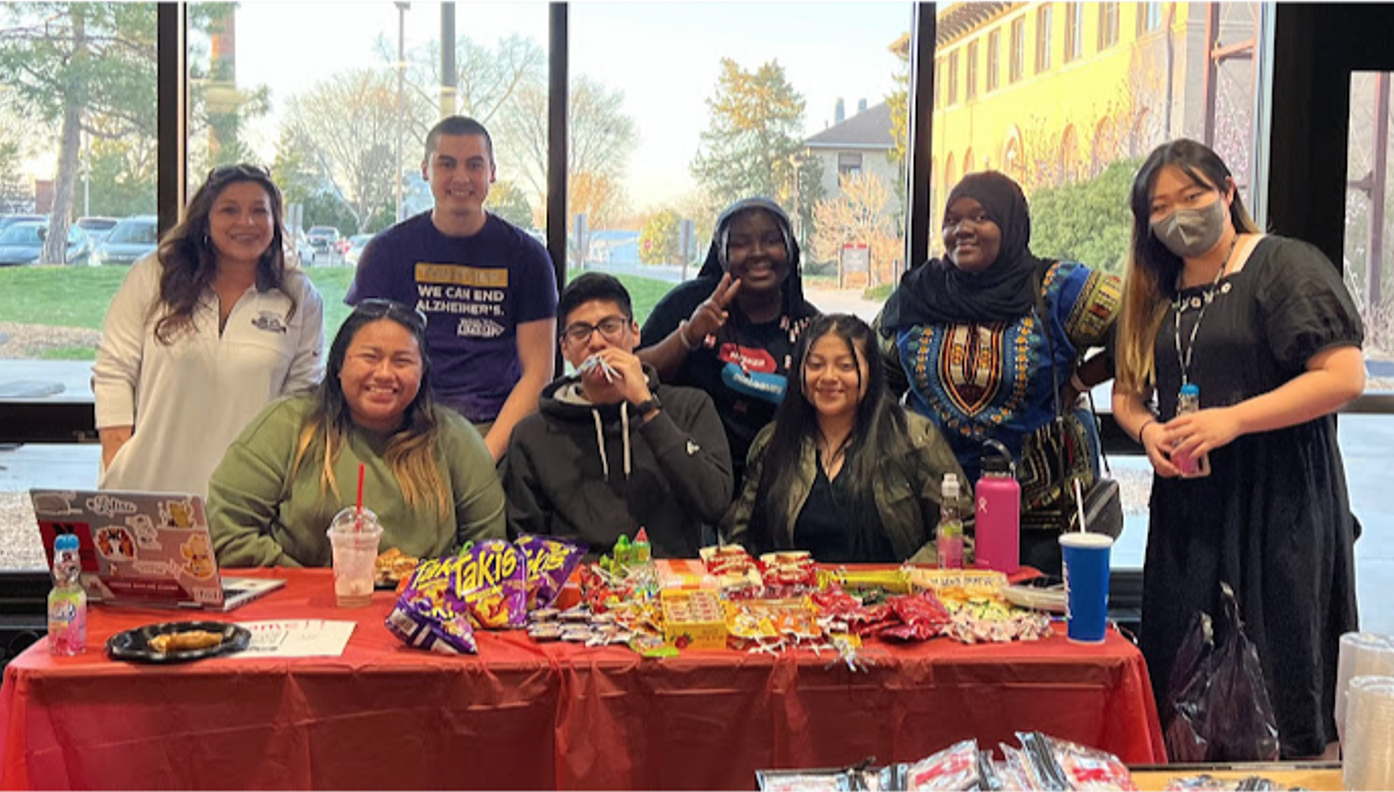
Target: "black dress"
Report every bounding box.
[1142,236,1363,758]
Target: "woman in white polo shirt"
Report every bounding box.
[93,164,324,498]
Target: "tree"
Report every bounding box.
[887,32,911,171]
[186,6,271,175]
[811,171,902,286]
[284,69,402,234]
[0,105,31,212]
[87,137,155,216]
[495,74,637,228]
[691,58,807,208]
[485,179,534,231]
[1028,158,1139,275]
[639,208,681,265]
[0,3,156,263]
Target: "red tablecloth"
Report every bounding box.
[0,568,1165,790]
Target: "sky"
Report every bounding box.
[228,1,910,210]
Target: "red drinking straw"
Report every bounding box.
[355,463,366,531]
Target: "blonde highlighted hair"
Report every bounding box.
[291,302,448,516]
[1115,139,1261,395]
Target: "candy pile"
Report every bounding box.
[757,732,1136,791]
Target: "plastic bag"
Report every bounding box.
[1162,582,1280,762]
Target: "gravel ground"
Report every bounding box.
[0,492,47,571]
[0,321,101,359]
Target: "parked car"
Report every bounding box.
[90,215,158,266]
[305,225,341,264]
[344,233,374,266]
[0,221,92,266]
[76,216,120,244]
[288,226,313,266]
[0,214,45,233]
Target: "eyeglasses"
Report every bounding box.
[562,315,630,344]
[354,298,428,331]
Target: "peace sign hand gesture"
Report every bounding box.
[683,272,741,348]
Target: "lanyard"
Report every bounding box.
[1172,234,1238,386]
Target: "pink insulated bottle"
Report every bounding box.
[974,442,1020,574]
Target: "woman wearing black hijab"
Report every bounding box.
[879,171,1121,573]
[639,197,819,488]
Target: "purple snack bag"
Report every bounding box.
[515,534,587,610]
[385,591,478,654]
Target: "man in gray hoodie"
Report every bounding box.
[501,273,733,558]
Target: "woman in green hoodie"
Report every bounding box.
[208,299,506,567]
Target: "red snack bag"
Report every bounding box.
[514,534,586,610]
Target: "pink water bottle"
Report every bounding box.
[974,441,1020,574]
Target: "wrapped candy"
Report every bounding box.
[879,591,952,642]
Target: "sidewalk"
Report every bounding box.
[803,286,886,323]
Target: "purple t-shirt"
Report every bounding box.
[345,211,557,422]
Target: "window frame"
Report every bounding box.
[1035,4,1052,74]
[1065,3,1083,62]
[1009,16,1025,83]
[986,27,1000,91]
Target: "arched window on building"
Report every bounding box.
[1091,118,1113,176]
[962,147,974,176]
[1003,130,1025,186]
[1059,124,1081,184]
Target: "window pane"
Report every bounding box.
[1346,71,1394,397]
[570,3,911,312]
[1338,415,1394,637]
[0,3,158,364]
[187,2,546,331]
[1035,5,1052,74]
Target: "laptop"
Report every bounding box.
[30,488,286,612]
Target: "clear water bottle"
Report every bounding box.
[47,534,87,656]
[936,473,964,569]
[1173,383,1211,478]
[975,442,1021,574]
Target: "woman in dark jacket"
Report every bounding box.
[722,314,968,563]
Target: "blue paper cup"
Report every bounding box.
[1059,532,1113,644]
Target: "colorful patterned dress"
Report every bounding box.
[894,260,1121,502]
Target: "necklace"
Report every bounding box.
[1173,233,1240,387]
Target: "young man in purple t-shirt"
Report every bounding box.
[346,116,558,461]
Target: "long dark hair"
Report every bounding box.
[751,313,913,550]
[292,301,447,515]
[1116,139,1260,393]
[153,164,294,343]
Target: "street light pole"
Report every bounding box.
[395,1,409,223]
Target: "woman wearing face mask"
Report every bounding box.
[878,171,1121,575]
[639,197,819,488]
[1113,139,1364,759]
[208,299,506,567]
[93,165,324,499]
[722,314,967,562]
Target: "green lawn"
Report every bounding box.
[0,264,677,359]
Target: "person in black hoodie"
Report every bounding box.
[638,197,819,487]
[502,273,733,558]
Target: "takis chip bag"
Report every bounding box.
[385,590,478,655]
[514,534,586,610]
[401,539,528,630]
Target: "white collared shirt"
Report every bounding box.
[93,252,325,498]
